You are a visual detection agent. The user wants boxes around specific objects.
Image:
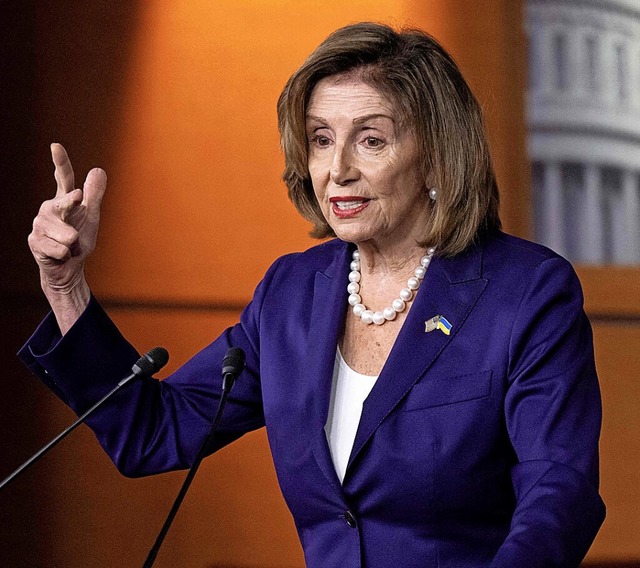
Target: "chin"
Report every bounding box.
[331,225,376,245]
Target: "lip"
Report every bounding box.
[329,196,371,219]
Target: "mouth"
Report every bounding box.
[329,196,371,218]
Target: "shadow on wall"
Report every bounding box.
[0,2,142,567]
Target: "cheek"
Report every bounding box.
[374,168,416,198]
[391,159,424,196]
[307,164,327,196]
[365,154,412,191]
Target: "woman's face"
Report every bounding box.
[306,75,430,250]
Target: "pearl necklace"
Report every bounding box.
[347,247,436,325]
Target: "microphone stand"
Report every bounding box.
[0,347,169,492]
[142,353,243,568]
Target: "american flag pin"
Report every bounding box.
[425,315,453,335]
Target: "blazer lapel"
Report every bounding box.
[347,241,488,474]
[306,242,352,489]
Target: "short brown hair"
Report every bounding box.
[277,22,501,256]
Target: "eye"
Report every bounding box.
[363,136,384,148]
[310,134,332,148]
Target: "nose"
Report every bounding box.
[330,143,359,185]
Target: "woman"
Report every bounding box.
[21,22,604,567]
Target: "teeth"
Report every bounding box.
[335,201,365,210]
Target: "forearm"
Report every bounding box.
[19,294,139,408]
[497,257,605,566]
[19,289,266,477]
[41,270,91,335]
[491,461,605,567]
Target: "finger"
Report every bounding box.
[38,191,81,220]
[32,211,80,247]
[29,232,73,263]
[82,168,107,213]
[31,208,84,260]
[48,188,84,224]
[51,143,75,197]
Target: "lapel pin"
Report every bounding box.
[424,315,452,335]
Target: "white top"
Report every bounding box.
[324,347,379,484]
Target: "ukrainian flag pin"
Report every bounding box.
[425,315,453,335]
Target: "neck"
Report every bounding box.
[355,239,426,277]
[346,243,435,326]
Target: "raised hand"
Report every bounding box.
[28,143,107,333]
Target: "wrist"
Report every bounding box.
[41,272,91,334]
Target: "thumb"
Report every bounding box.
[82,167,108,212]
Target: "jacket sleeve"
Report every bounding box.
[17,257,285,478]
[491,257,606,567]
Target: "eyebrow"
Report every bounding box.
[353,113,396,125]
[305,113,396,125]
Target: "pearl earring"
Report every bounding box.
[428,187,438,201]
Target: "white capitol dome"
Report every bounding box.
[527,0,640,264]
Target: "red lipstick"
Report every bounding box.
[329,196,371,219]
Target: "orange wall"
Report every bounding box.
[89,0,403,303]
[3,1,637,566]
[589,324,640,560]
[84,0,530,304]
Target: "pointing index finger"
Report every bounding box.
[51,143,75,197]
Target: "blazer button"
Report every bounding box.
[343,510,357,528]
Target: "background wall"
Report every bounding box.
[0,1,636,567]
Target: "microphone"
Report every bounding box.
[126,347,169,385]
[0,347,169,492]
[142,347,246,568]
[221,346,245,392]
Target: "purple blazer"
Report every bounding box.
[20,231,605,567]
